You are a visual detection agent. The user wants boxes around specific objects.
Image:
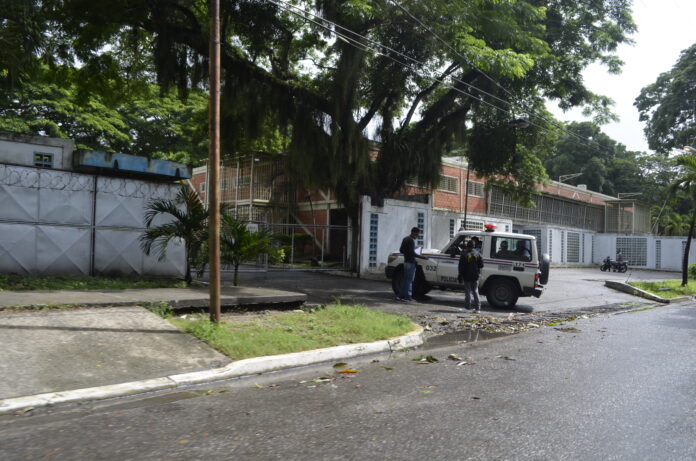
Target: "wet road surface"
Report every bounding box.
[2,302,694,460]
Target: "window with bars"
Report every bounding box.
[417,212,424,247]
[567,232,580,263]
[33,152,54,168]
[524,229,542,256]
[561,231,566,263]
[369,213,379,268]
[449,219,456,238]
[656,240,661,269]
[467,181,484,197]
[461,220,483,231]
[438,175,458,193]
[548,230,553,260]
[617,237,647,266]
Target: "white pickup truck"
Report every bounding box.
[385,229,550,308]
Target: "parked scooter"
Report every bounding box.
[600,255,628,273]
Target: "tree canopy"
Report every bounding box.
[635,42,696,154]
[543,121,646,197]
[3,0,636,215]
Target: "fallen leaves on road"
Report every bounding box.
[495,355,516,361]
[336,368,359,374]
[555,327,582,333]
[447,353,463,361]
[412,355,439,364]
[333,362,348,368]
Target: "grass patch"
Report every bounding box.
[629,280,696,298]
[0,274,187,291]
[170,304,415,360]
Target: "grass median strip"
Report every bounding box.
[629,280,696,298]
[0,274,187,291]
[170,304,415,360]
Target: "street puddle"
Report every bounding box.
[425,329,511,348]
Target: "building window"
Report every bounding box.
[368,213,379,268]
[548,230,553,260]
[449,219,456,238]
[656,240,661,269]
[461,220,483,231]
[467,180,484,198]
[200,182,206,193]
[617,237,647,267]
[438,175,458,193]
[417,212,424,247]
[567,232,580,263]
[33,152,54,168]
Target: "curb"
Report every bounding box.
[0,326,424,415]
[604,280,693,304]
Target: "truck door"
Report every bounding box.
[436,235,466,284]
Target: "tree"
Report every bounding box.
[8,1,635,194]
[0,69,210,163]
[635,43,696,154]
[219,214,273,287]
[140,186,209,285]
[6,1,636,269]
[544,121,645,196]
[669,153,696,286]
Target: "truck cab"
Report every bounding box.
[386,229,550,308]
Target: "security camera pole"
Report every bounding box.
[208,0,221,322]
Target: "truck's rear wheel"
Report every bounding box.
[485,279,519,309]
[413,276,431,297]
[391,267,431,297]
[391,268,403,295]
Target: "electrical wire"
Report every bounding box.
[387,0,617,157]
[270,0,614,158]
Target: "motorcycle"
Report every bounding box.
[600,256,628,273]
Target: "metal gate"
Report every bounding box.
[0,164,184,277]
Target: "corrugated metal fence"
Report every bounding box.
[0,164,184,277]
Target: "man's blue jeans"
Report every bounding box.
[399,262,417,300]
[463,279,480,310]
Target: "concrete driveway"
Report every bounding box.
[239,267,680,316]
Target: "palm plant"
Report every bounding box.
[140,185,208,285]
[670,153,696,286]
[219,213,273,286]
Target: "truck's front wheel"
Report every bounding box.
[485,279,519,309]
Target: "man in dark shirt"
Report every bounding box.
[397,227,426,302]
[458,240,484,312]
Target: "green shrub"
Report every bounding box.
[689,263,696,279]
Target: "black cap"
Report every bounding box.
[411,227,420,234]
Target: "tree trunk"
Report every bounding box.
[346,204,360,274]
[185,249,192,286]
[233,262,239,286]
[682,211,696,286]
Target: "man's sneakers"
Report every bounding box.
[395,297,414,303]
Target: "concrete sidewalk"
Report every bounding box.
[0,285,423,414]
[0,285,307,309]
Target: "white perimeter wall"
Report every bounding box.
[359,196,431,275]
[594,234,696,271]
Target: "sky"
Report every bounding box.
[549,0,696,154]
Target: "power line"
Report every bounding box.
[271,0,516,119]
[387,0,616,156]
[271,0,613,158]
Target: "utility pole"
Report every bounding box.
[208,0,221,322]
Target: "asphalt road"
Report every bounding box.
[1,302,693,460]
[237,267,677,317]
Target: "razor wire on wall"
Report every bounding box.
[0,164,185,277]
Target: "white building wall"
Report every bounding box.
[0,134,74,170]
[360,196,431,275]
